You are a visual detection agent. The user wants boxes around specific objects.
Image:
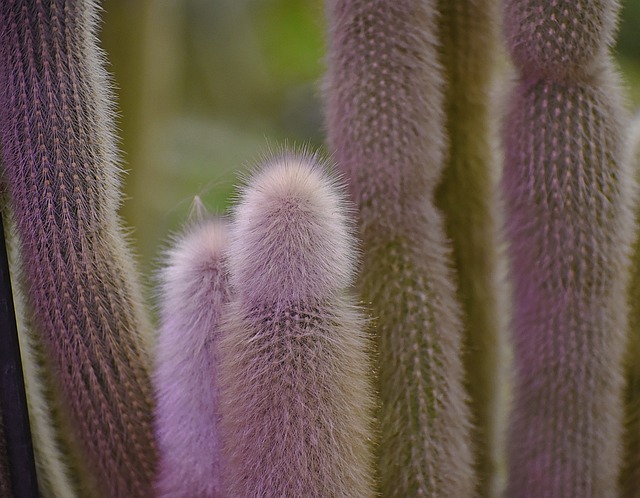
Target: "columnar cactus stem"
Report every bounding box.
[6,217,78,497]
[621,119,640,498]
[436,0,501,493]
[624,243,640,498]
[325,1,474,495]
[154,214,230,498]
[503,1,636,495]
[219,152,375,497]
[0,1,158,496]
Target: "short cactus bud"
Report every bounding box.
[154,215,230,498]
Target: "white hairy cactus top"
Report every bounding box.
[229,151,355,304]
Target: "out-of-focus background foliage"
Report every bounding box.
[99,0,640,284]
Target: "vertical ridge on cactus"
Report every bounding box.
[325,0,475,495]
[624,233,640,498]
[219,152,376,497]
[5,217,79,497]
[436,0,502,493]
[502,0,635,492]
[0,1,158,496]
[16,330,78,498]
[154,215,230,498]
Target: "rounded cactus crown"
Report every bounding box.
[161,218,229,307]
[229,151,355,304]
[504,0,620,80]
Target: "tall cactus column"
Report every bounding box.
[624,228,640,498]
[0,1,158,496]
[325,1,475,495]
[502,1,636,495]
[436,0,501,494]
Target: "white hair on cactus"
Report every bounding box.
[154,217,230,498]
[229,150,356,303]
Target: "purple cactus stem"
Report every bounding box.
[219,151,376,497]
[154,212,230,498]
[5,214,79,497]
[0,1,158,496]
[325,0,475,495]
[503,0,636,492]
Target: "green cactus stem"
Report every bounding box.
[624,236,640,498]
[621,116,640,498]
[325,1,475,495]
[436,0,502,493]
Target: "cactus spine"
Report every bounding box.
[503,1,636,495]
[0,1,158,496]
[436,0,501,493]
[6,217,79,497]
[325,0,474,495]
[219,152,375,497]
[154,214,230,498]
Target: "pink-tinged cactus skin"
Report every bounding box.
[154,215,230,498]
[219,152,376,497]
[436,0,502,494]
[6,218,79,497]
[325,0,474,495]
[503,1,636,494]
[0,1,158,496]
[503,0,620,81]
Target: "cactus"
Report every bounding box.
[5,217,78,497]
[0,1,158,496]
[325,0,474,495]
[436,0,502,493]
[13,325,77,498]
[219,152,376,497]
[502,0,636,495]
[2,0,640,496]
[503,0,619,82]
[154,211,230,498]
[621,115,640,498]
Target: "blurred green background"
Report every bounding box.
[98,0,640,283]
